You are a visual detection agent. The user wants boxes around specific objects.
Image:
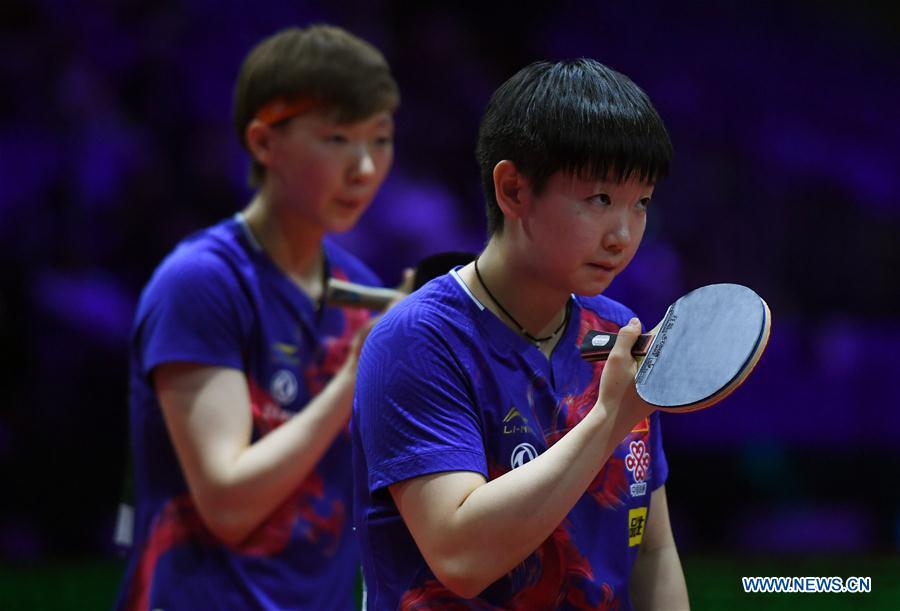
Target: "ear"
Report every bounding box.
[492,160,532,224]
[245,119,277,170]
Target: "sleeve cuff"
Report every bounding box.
[369,448,488,492]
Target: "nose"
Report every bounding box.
[601,210,630,253]
[349,145,376,183]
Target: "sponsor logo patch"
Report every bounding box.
[271,342,301,365]
[630,481,648,497]
[510,443,538,469]
[626,439,651,497]
[502,406,532,435]
[625,440,650,482]
[628,507,647,546]
[270,369,298,405]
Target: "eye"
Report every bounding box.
[373,135,393,147]
[636,197,652,210]
[325,133,349,144]
[588,193,611,206]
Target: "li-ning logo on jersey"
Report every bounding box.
[270,370,298,405]
[271,342,300,365]
[626,440,651,497]
[510,443,538,469]
[502,406,532,435]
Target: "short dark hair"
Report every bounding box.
[476,59,672,235]
[233,25,400,188]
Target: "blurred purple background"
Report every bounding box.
[1,0,898,562]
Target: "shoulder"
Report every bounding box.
[362,275,475,369]
[138,219,250,310]
[574,293,639,328]
[380,275,470,338]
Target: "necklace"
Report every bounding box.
[473,257,569,347]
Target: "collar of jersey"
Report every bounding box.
[449,267,581,361]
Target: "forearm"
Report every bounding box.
[630,542,689,611]
[207,366,356,537]
[161,362,358,544]
[421,401,644,596]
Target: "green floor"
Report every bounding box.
[1,554,898,610]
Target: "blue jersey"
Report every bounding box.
[352,270,668,610]
[116,215,378,610]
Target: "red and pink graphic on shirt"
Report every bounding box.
[547,308,654,510]
[306,268,371,396]
[399,525,619,610]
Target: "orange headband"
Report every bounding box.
[254,96,319,126]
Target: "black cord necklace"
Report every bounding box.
[473,257,569,347]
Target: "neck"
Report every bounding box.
[242,192,324,284]
[243,193,326,301]
[464,239,570,345]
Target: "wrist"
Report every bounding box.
[335,354,359,379]
[337,354,359,382]
[581,400,618,442]
[588,394,644,442]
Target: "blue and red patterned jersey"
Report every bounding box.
[115,215,377,610]
[352,270,668,610]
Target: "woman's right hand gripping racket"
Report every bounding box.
[581,283,771,412]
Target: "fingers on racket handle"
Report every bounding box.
[580,330,654,362]
[326,278,404,310]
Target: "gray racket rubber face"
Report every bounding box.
[635,283,767,410]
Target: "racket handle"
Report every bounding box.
[580,330,654,362]
[325,278,405,310]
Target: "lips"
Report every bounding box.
[589,262,617,272]
[335,198,365,211]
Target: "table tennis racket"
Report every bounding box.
[580,283,771,412]
[326,251,476,309]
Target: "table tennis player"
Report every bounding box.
[352,58,690,609]
[114,25,400,610]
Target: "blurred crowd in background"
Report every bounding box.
[1,0,898,565]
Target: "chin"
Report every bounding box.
[326,219,359,234]
[325,209,368,233]
[572,275,614,297]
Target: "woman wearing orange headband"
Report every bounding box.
[115,24,399,610]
